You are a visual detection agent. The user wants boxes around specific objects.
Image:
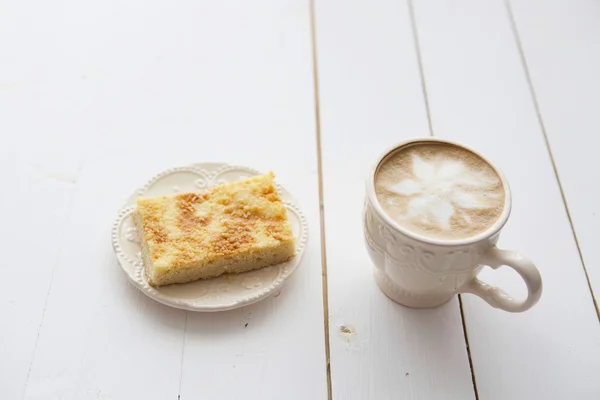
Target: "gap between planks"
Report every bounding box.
[309,1,333,399]
[177,312,188,399]
[20,161,84,399]
[505,0,600,321]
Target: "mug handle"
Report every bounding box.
[460,246,542,313]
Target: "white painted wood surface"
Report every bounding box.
[1,1,326,399]
[510,0,600,306]
[411,0,600,399]
[0,154,81,400]
[2,0,600,399]
[313,1,476,399]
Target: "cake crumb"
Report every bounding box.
[340,325,352,334]
[338,324,357,344]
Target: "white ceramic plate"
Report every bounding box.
[111,163,308,312]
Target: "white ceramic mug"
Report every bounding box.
[363,138,542,312]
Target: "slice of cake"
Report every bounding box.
[133,172,295,287]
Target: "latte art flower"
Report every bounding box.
[387,155,501,230]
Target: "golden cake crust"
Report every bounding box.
[134,172,295,286]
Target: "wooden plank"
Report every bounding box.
[23,157,187,400]
[178,2,327,399]
[510,0,600,307]
[0,3,88,397]
[4,1,327,399]
[313,1,476,399]
[411,0,600,399]
[0,154,80,399]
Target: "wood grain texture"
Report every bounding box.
[0,154,81,399]
[411,0,600,399]
[0,1,327,399]
[313,1,476,399]
[509,0,600,310]
[0,3,90,397]
[177,2,327,399]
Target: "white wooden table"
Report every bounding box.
[2,1,599,399]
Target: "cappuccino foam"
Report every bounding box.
[375,142,505,240]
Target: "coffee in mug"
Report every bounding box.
[374,142,505,241]
[363,138,542,312]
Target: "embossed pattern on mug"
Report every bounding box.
[375,142,505,240]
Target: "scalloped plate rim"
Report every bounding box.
[111,163,308,312]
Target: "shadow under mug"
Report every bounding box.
[363,138,542,312]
